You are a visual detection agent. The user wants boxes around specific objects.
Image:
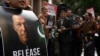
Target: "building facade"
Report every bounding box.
[28,0,58,15]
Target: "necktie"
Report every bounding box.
[61,19,64,26]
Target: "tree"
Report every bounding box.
[60,0,100,15]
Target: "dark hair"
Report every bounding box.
[76,16,80,19]
[60,10,66,13]
[87,13,92,17]
[66,9,72,12]
[41,7,46,11]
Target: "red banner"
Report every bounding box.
[42,1,57,16]
[86,7,95,19]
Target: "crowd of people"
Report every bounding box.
[0,0,100,56]
[38,6,100,56]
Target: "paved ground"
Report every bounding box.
[81,49,97,56]
[55,41,98,56]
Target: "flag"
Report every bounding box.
[86,7,95,19]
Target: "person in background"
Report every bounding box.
[71,16,83,56]
[57,10,72,56]
[38,7,48,27]
[66,9,76,22]
[38,7,53,56]
[47,15,56,56]
[95,15,100,56]
[66,9,79,56]
[79,13,97,56]
[4,0,26,9]
[38,7,50,39]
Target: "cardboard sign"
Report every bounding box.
[42,1,57,16]
[86,7,95,19]
[0,6,47,56]
[46,15,55,28]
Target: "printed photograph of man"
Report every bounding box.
[2,14,47,56]
[0,5,47,56]
[3,15,29,55]
[12,15,28,45]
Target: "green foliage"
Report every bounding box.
[59,0,100,15]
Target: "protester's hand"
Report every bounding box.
[61,26,66,31]
[88,31,92,34]
[58,29,62,33]
[48,33,52,39]
[72,25,78,29]
[53,25,57,29]
[84,36,88,42]
[97,25,100,29]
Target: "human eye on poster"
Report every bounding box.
[0,6,47,56]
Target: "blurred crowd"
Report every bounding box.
[38,6,100,56]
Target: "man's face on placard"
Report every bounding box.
[12,15,27,45]
[5,0,26,9]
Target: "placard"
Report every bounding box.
[46,15,55,28]
[0,6,47,56]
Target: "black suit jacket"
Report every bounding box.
[57,18,73,42]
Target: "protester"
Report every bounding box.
[38,7,55,56]
[38,7,48,26]
[79,13,97,56]
[57,10,72,56]
[1,0,99,56]
[66,9,76,22]
[4,0,26,9]
[0,0,26,56]
[95,15,100,56]
[38,7,50,40]
[71,16,83,56]
[66,9,80,56]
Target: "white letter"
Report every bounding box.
[13,51,17,56]
[37,48,40,55]
[30,49,34,56]
[33,48,37,56]
[26,49,29,56]
[18,50,22,56]
[22,50,24,56]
